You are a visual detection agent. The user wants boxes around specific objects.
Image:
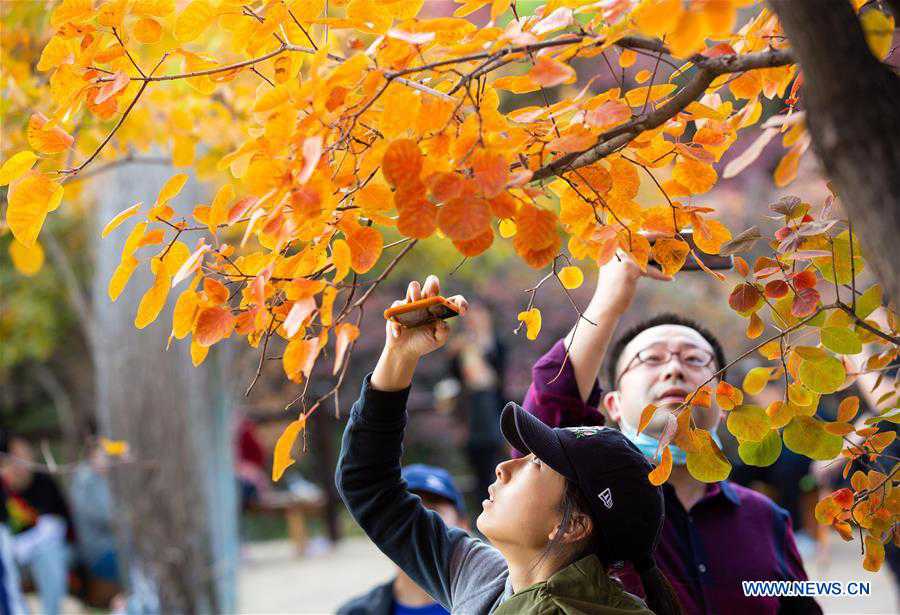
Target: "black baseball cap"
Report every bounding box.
[501,402,664,568]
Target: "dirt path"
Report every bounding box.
[237,536,898,614]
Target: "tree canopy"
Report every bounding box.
[1,0,898,572]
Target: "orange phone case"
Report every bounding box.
[384,296,460,327]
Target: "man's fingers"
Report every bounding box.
[407,280,421,302]
[422,274,440,298]
[643,266,673,282]
[446,294,468,315]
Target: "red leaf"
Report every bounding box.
[764,280,789,299]
[791,287,820,317]
[728,282,761,312]
[792,269,817,290]
[194,306,235,347]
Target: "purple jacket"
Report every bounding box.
[522,339,821,615]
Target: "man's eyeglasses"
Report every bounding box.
[615,346,715,386]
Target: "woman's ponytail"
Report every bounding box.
[634,557,683,615]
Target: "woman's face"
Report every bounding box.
[476,453,567,552]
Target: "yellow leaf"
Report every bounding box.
[134,270,171,329]
[101,202,142,237]
[190,338,209,366]
[648,446,672,486]
[633,0,684,37]
[172,135,196,167]
[686,429,732,482]
[499,218,517,238]
[624,84,678,107]
[517,308,542,341]
[108,256,139,301]
[319,286,337,327]
[774,146,801,188]
[272,417,307,481]
[172,289,199,339]
[332,238,351,283]
[863,534,885,572]
[861,9,894,60]
[9,239,44,276]
[6,173,64,247]
[783,416,843,460]
[174,0,215,42]
[743,366,773,395]
[746,311,764,339]
[100,437,129,457]
[0,151,38,186]
[667,8,705,58]
[558,265,583,289]
[133,17,163,44]
[207,184,234,236]
[618,49,636,68]
[673,158,717,194]
[726,404,771,442]
[157,173,189,206]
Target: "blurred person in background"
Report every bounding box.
[446,301,507,504]
[0,431,28,615]
[517,251,820,614]
[337,464,467,615]
[69,432,123,595]
[0,433,73,615]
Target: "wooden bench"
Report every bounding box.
[246,490,327,554]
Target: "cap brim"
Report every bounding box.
[501,403,575,481]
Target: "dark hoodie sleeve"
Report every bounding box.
[335,374,504,610]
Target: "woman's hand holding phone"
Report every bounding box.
[372,275,468,391]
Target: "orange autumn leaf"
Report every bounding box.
[194,306,235,346]
[638,403,658,435]
[649,446,673,486]
[382,139,423,187]
[272,417,307,481]
[471,150,508,198]
[528,56,575,88]
[452,228,494,257]
[438,197,491,241]
[651,238,690,276]
[26,113,74,154]
[333,323,361,375]
[346,226,383,274]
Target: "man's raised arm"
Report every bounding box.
[563,251,671,402]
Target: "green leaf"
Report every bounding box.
[798,355,845,394]
[727,405,771,442]
[813,230,863,285]
[783,416,843,460]
[686,430,732,483]
[854,285,882,319]
[864,408,900,426]
[738,430,783,467]
[821,327,862,355]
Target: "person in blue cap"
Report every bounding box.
[337,464,466,615]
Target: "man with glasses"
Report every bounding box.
[519,249,820,614]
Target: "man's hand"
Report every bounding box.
[372,275,468,391]
[589,243,672,318]
[564,237,671,402]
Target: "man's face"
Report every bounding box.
[416,492,464,529]
[604,324,721,439]
[0,438,34,491]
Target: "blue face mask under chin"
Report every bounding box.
[619,418,723,466]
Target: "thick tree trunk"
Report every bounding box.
[768,0,900,308]
[91,162,238,614]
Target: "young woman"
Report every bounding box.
[336,276,681,615]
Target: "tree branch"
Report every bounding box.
[532,47,795,180]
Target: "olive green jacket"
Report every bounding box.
[493,555,655,615]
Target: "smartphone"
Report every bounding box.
[652,229,734,271]
[384,296,461,328]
